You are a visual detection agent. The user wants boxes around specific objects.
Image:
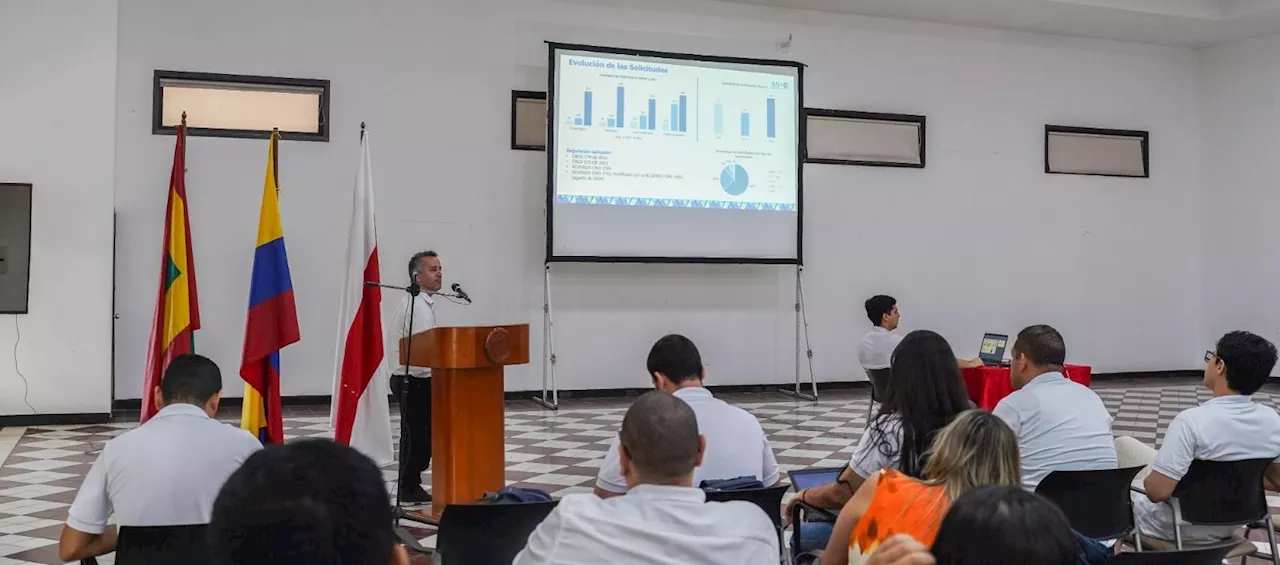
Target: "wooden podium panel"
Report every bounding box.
[399,324,529,519]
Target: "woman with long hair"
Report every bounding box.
[820,409,1022,565]
[789,330,972,554]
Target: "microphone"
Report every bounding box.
[451,283,471,303]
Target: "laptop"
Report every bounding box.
[787,467,844,491]
[979,333,1010,367]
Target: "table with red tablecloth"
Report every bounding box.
[961,364,1093,411]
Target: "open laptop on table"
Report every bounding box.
[978,333,1010,367]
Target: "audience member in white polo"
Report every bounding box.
[594,334,779,497]
[1119,331,1280,545]
[59,354,262,563]
[858,295,982,375]
[992,325,1116,491]
[516,392,779,565]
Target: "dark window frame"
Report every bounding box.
[0,183,33,315]
[152,70,331,142]
[511,90,548,151]
[803,109,927,168]
[1044,125,1149,178]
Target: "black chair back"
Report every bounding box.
[704,484,790,530]
[1111,541,1238,565]
[434,500,559,565]
[1171,458,1273,526]
[1035,465,1144,540]
[867,368,890,402]
[114,524,210,565]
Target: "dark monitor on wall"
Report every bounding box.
[0,183,32,314]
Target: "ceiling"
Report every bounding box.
[716,0,1280,47]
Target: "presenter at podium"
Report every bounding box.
[389,250,442,507]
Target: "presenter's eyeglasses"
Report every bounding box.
[1205,350,1218,363]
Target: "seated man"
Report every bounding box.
[992,325,1116,490]
[859,295,982,375]
[208,439,409,565]
[59,354,263,562]
[1122,330,1280,545]
[516,392,779,564]
[594,334,779,497]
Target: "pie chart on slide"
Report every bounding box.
[720,164,749,196]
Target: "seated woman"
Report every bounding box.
[789,330,973,555]
[820,409,1021,565]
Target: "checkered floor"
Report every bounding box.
[0,379,1277,564]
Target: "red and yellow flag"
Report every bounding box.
[142,124,201,423]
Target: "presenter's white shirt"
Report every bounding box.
[389,292,436,378]
[859,327,904,371]
[66,404,262,533]
[512,485,779,565]
[596,387,780,493]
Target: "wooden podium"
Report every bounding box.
[399,324,529,519]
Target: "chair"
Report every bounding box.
[429,500,558,565]
[1111,540,1239,565]
[79,525,210,565]
[706,484,791,560]
[864,368,890,420]
[1035,465,1145,541]
[1133,458,1279,565]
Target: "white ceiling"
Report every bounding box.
[716,0,1280,47]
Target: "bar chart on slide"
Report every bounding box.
[713,97,777,139]
[566,84,691,133]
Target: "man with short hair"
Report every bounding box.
[1122,331,1280,544]
[59,354,262,562]
[859,295,981,374]
[594,334,780,497]
[389,250,442,506]
[208,439,409,565]
[516,392,779,564]
[993,325,1116,490]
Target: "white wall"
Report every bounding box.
[110,0,1207,399]
[1202,32,1280,361]
[0,0,118,415]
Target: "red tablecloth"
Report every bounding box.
[961,364,1093,411]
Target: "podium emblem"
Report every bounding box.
[484,327,513,364]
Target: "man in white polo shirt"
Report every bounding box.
[1121,331,1280,544]
[594,334,780,497]
[859,295,982,375]
[993,325,1116,490]
[518,392,779,564]
[59,354,262,562]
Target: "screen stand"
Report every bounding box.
[531,264,560,410]
[778,265,818,401]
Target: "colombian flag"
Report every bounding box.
[240,131,300,444]
[142,123,200,423]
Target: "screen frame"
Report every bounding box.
[544,42,806,265]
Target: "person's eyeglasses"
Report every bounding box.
[1204,350,1217,363]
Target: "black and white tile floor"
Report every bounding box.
[0,379,1276,564]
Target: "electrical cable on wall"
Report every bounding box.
[11,316,37,414]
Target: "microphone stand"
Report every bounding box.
[364,282,469,535]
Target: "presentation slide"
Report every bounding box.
[548,45,802,262]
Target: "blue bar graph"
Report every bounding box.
[714,102,723,135]
[608,118,615,128]
[639,115,647,129]
[630,117,639,129]
[663,120,670,132]
[670,105,678,133]
[678,94,687,133]
[574,117,582,126]
[766,98,776,139]
[741,111,749,137]
[648,97,656,130]
[616,85,625,128]
[583,90,592,126]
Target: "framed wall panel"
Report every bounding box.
[0,183,33,314]
[805,109,925,168]
[1045,125,1148,178]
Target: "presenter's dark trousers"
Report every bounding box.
[398,376,432,494]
